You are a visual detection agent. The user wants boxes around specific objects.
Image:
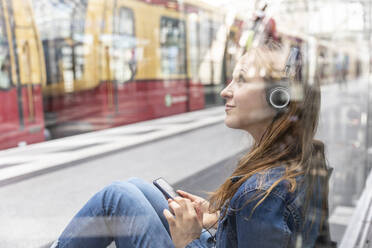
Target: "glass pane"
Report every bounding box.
[34,0,88,85]
[160,16,186,75]
[0,3,10,89]
[112,7,135,83]
[0,1,370,247]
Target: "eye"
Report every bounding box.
[238,75,245,83]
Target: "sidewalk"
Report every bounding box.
[0,106,235,187]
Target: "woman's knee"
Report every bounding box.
[127,177,163,201]
[103,180,128,192]
[102,181,141,197]
[98,181,141,212]
[127,177,148,188]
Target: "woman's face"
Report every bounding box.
[220,54,275,136]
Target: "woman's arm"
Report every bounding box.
[164,197,203,248]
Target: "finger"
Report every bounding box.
[192,200,202,210]
[168,200,183,217]
[163,209,176,226]
[167,199,176,215]
[173,196,188,209]
[183,197,197,213]
[191,201,199,209]
[183,200,202,225]
[176,197,197,218]
[192,200,206,213]
[177,190,198,201]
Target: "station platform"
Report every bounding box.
[0,106,250,248]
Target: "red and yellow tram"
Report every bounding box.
[35,0,238,137]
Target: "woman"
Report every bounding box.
[53,44,330,248]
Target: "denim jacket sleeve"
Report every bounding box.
[231,187,291,248]
[185,229,216,248]
[185,238,205,248]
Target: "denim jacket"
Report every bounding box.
[186,167,322,248]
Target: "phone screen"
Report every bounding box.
[153,178,179,199]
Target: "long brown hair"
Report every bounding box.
[209,44,329,226]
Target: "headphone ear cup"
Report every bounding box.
[265,84,290,111]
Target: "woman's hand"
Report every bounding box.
[177,190,219,229]
[163,197,203,248]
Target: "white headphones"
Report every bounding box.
[265,46,300,112]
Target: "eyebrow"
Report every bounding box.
[232,63,250,80]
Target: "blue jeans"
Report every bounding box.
[55,178,213,248]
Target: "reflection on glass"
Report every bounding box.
[0,6,10,89]
[112,7,136,83]
[187,13,199,81]
[160,16,186,76]
[36,0,88,88]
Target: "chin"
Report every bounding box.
[224,118,241,129]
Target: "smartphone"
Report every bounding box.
[153,177,179,200]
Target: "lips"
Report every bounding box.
[225,104,235,111]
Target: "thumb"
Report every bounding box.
[163,209,175,225]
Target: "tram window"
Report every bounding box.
[211,21,220,45]
[0,10,11,89]
[35,0,88,85]
[160,17,186,76]
[112,7,136,83]
[187,16,200,80]
[69,1,86,82]
[115,8,134,36]
[199,17,211,60]
[42,40,63,85]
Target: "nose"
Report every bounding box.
[220,82,233,99]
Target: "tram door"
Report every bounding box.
[13,0,45,129]
[0,0,19,145]
[0,0,45,149]
[111,2,136,114]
